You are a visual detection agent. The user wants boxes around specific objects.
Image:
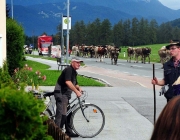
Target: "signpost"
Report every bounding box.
[61,0,71,64]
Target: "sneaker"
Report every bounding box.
[66,132,79,137]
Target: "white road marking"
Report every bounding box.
[117,63,126,65]
[131,65,142,68]
[123,72,129,74]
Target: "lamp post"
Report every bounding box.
[11,0,13,19]
[60,13,65,64]
[66,0,70,64]
[32,30,34,55]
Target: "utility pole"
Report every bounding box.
[32,30,34,55]
[66,0,70,64]
[11,0,13,19]
[61,14,64,64]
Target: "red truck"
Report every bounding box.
[38,34,53,55]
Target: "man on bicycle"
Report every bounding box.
[54,57,82,137]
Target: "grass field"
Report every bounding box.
[119,43,169,63]
[22,60,105,87]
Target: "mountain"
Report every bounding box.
[6,0,180,36]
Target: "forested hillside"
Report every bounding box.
[25,17,180,48]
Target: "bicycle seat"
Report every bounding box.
[43,91,54,97]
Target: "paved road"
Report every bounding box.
[26,56,167,140]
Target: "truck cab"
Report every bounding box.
[38,34,53,55]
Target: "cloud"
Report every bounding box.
[72,6,77,10]
[158,0,180,10]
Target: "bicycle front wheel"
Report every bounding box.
[71,103,105,138]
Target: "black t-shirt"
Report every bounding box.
[54,65,78,96]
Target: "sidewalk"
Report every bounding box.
[26,56,166,140]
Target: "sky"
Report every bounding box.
[158,0,180,10]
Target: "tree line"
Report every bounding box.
[26,17,180,49]
[6,4,180,48]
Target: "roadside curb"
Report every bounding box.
[79,74,112,87]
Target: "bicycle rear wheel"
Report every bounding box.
[43,109,54,120]
[71,103,105,138]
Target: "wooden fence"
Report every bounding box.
[46,119,71,140]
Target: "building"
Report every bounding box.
[0,0,6,67]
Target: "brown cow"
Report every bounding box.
[127,47,134,63]
[96,45,107,62]
[134,47,143,63]
[158,46,171,65]
[141,47,151,64]
[110,47,120,65]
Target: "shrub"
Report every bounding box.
[11,64,46,89]
[0,61,12,88]
[0,61,53,140]
[0,87,53,140]
[6,18,25,75]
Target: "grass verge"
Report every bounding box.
[22,59,106,87]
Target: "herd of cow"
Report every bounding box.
[127,46,171,65]
[72,44,121,65]
[127,47,151,64]
[71,44,171,65]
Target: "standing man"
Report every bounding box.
[48,45,52,57]
[152,42,180,102]
[54,57,83,137]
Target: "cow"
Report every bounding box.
[82,45,89,57]
[71,45,79,56]
[110,47,120,65]
[141,47,151,64]
[95,45,107,62]
[127,47,135,63]
[89,45,95,58]
[158,46,171,65]
[134,47,143,63]
[78,45,85,57]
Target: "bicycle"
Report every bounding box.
[42,90,105,138]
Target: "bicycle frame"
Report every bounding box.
[43,91,89,121]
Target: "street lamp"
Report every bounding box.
[66,0,70,64]
[11,0,13,19]
[61,14,64,56]
[60,13,65,64]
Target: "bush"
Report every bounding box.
[0,87,53,140]
[6,18,25,75]
[0,62,53,140]
[0,61,12,88]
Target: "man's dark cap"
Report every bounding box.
[166,40,180,50]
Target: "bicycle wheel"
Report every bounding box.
[43,109,54,120]
[71,103,105,138]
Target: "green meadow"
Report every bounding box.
[119,43,169,63]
